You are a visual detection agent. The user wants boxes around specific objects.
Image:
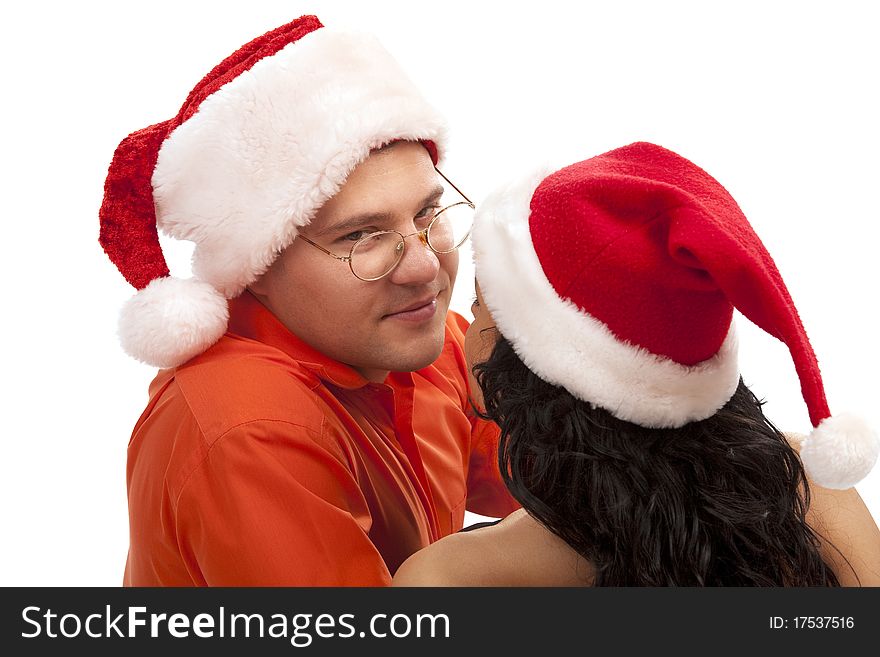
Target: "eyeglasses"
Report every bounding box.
[298,168,475,281]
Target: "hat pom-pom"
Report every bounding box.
[118,276,229,369]
[800,413,879,490]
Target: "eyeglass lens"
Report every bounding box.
[349,202,474,280]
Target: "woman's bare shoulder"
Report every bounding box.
[391,530,491,587]
[392,509,593,587]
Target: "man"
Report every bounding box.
[99,15,517,586]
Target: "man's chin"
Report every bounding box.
[384,329,448,373]
[370,304,449,371]
[397,337,447,372]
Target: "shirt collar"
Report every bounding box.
[227,290,376,391]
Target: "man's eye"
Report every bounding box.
[414,206,440,231]
[342,230,373,242]
[415,205,441,223]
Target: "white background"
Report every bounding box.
[1,0,877,585]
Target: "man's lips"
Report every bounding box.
[383,294,440,320]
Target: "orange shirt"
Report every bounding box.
[124,291,518,586]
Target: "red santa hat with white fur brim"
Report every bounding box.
[471,142,878,490]
[99,15,446,369]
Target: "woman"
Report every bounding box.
[393,142,880,586]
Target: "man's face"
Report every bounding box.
[249,142,459,381]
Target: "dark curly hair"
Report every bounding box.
[473,336,842,586]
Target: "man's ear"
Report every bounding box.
[248,259,279,298]
[247,276,269,298]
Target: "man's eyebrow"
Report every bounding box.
[317,185,445,237]
[316,211,391,237]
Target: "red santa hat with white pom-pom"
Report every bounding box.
[99,15,446,369]
[471,141,878,490]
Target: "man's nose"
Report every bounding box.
[387,230,440,285]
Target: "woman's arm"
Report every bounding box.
[787,433,880,585]
[806,483,880,586]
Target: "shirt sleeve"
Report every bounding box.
[174,419,391,586]
[465,413,521,518]
[445,311,521,518]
